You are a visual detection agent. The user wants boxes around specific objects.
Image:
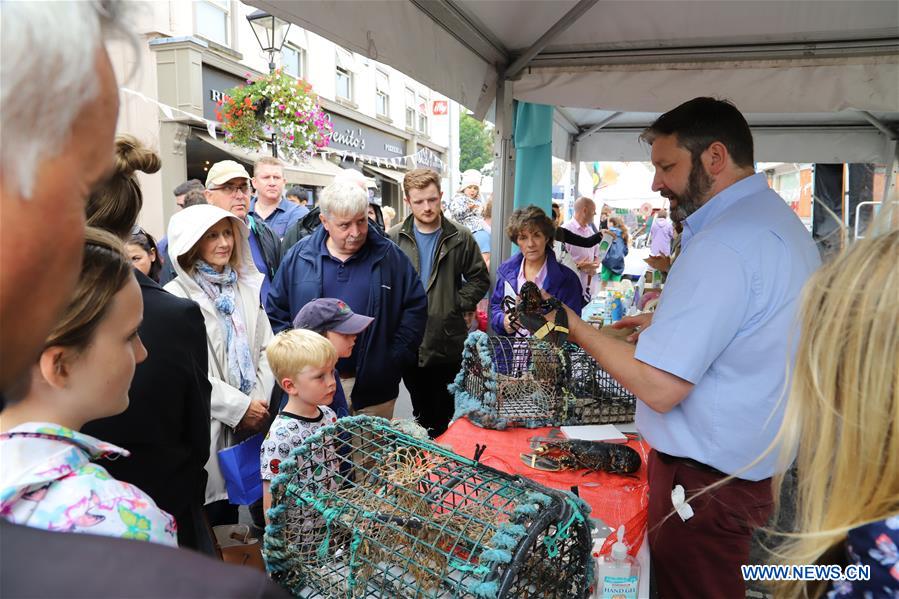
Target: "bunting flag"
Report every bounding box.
[120,87,446,172]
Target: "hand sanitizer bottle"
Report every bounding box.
[596,525,639,599]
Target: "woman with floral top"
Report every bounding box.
[769,228,898,598]
[0,228,177,546]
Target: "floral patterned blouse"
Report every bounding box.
[827,515,899,598]
[0,422,177,546]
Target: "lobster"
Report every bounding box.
[520,437,642,475]
[500,281,570,346]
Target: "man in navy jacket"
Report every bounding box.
[267,180,427,418]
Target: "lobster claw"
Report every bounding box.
[527,435,564,450]
[520,452,565,472]
[518,309,569,346]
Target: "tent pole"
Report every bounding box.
[569,136,579,204]
[881,139,898,205]
[491,78,515,281]
[859,111,898,141]
[575,112,623,143]
[505,0,600,79]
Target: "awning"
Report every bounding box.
[193,133,345,187]
[363,164,407,186]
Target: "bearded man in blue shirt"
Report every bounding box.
[558,98,821,597]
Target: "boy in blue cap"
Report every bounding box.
[293,298,374,417]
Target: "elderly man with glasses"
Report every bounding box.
[204,160,282,302]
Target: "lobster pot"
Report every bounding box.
[265,416,593,598]
[450,331,636,429]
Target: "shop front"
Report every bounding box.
[324,110,409,213]
[150,36,447,228]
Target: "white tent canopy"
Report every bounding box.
[249,0,898,261]
[250,0,898,163]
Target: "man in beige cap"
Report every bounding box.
[204,160,282,302]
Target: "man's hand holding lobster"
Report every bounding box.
[535,288,651,346]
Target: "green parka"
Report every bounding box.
[388,214,490,367]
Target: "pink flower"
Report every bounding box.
[278,104,286,111]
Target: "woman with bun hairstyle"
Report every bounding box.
[85,135,160,239]
[165,204,274,527]
[0,228,177,546]
[81,136,214,551]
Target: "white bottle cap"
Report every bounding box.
[610,525,628,561]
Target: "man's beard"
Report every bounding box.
[668,156,712,224]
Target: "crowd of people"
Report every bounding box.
[0,3,895,598]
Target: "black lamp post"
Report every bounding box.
[246,9,291,157]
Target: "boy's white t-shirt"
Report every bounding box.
[260,405,338,480]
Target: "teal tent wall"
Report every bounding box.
[513,101,553,216]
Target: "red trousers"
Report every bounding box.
[648,450,774,599]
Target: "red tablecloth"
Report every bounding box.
[437,418,650,554]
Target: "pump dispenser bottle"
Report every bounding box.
[596,525,640,599]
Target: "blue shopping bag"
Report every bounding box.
[217,432,264,505]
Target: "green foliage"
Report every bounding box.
[459,112,493,173]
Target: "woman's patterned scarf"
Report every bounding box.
[192,260,256,395]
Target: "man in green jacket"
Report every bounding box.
[388,168,490,437]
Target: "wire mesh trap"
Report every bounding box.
[264,415,594,598]
[450,332,636,430]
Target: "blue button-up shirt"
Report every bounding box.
[633,173,821,480]
[249,197,308,239]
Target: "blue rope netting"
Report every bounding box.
[450,331,637,430]
[263,415,593,598]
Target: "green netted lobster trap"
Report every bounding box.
[450,332,636,430]
[264,415,594,598]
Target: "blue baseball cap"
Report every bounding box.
[292,298,374,334]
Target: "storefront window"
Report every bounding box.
[405,88,415,129]
[336,66,352,101]
[336,49,354,102]
[195,0,229,47]
[282,45,305,79]
[417,94,428,135]
[376,70,390,118]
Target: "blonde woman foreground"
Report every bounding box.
[771,229,898,597]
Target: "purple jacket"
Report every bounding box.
[489,250,586,335]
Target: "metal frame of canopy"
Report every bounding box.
[248,0,899,266]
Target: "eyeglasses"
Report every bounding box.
[130,225,146,236]
[210,183,250,195]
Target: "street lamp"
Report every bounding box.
[246,10,291,73]
[246,9,291,157]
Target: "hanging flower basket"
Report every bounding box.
[216,69,332,163]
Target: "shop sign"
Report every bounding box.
[432,100,448,116]
[324,111,407,159]
[415,147,445,172]
[202,66,247,122]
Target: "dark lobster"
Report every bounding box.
[500,281,569,345]
[520,437,642,475]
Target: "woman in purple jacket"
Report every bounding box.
[490,205,586,335]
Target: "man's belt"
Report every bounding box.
[656,450,728,478]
